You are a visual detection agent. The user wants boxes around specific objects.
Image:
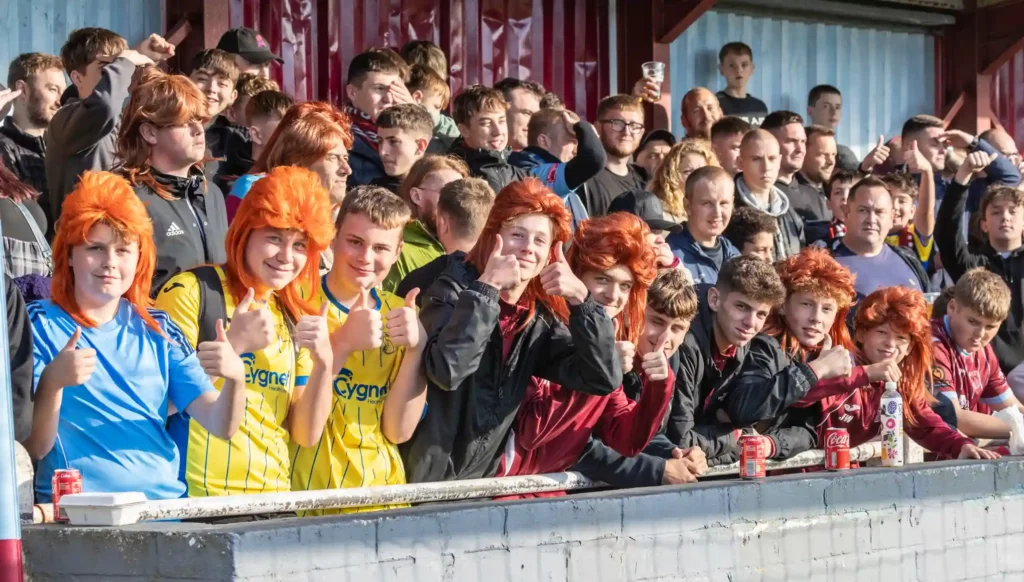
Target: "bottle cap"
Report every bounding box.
[885,381,898,390]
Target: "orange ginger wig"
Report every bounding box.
[51,171,161,332]
[252,101,353,174]
[223,166,336,322]
[466,178,573,327]
[117,68,210,200]
[566,213,657,345]
[853,286,933,426]
[762,247,857,360]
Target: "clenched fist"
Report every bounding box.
[385,289,426,349]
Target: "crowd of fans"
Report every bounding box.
[3,26,1024,518]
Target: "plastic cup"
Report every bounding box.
[641,61,665,100]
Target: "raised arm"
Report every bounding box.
[936,152,995,281]
[381,290,428,444]
[562,114,608,191]
[905,141,935,238]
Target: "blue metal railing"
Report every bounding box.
[0,219,24,581]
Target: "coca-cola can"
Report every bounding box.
[739,435,766,479]
[52,469,82,522]
[824,428,851,471]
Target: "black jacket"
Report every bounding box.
[6,275,33,443]
[396,252,465,302]
[399,257,622,482]
[937,179,1024,373]
[0,118,47,195]
[448,138,529,194]
[791,174,832,222]
[133,169,228,294]
[508,121,607,193]
[715,334,820,460]
[348,134,387,188]
[663,285,746,465]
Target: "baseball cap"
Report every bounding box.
[607,190,682,234]
[217,28,283,65]
[637,129,676,154]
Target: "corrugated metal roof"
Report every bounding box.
[0,0,162,85]
[669,9,935,159]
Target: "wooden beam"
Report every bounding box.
[165,19,192,48]
[942,91,966,125]
[657,0,717,44]
[981,33,1024,76]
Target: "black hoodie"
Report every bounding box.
[662,284,748,465]
[448,138,529,193]
[6,276,33,443]
[937,179,1024,373]
[133,168,228,294]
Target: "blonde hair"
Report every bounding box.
[650,139,721,219]
[952,267,1012,322]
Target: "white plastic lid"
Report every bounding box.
[58,492,147,507]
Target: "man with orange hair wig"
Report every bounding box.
[813,286,997,460]
[24,171,247,502]
[118,68,228,292]
[227,101,354,223]
[155,166,336,499]
[712,248,860,460]
[496,212,673,483]
[400,178,622,483]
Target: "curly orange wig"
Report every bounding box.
[466,178,573,328]
[762,247,857,360]
[854,286,933,427]
[117,68,210,200]
[223,166,336,322]
[51,171,160,332]
[253,101,354,174]
[566,213,656,345]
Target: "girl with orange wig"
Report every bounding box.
[154,166,337,498]
[498,212,674,481]
[118,68,229,293]
[403,178,623,482]
[814,286,998,460]
[24,171,247,501]
[227,101,354,223]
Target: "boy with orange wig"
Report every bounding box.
[155,166,336,498]
[24,171,246,501]
[400,178,623,483]
[228,101,353,222]
[498,212,673,483]
[118,68,228,292]
[813,286,997,460]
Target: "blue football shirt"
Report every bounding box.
[28,299,214,501]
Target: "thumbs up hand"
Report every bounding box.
[860,135,891,173]
[539,243,588,305]
[46,327,97,388]
[807,334,853,381]
[612,320,636,374]
[197,319,245,381]
[385,288,426,350]
[904,140,932,175]
[225,288,278,355]
[336,289,385,353]
[639,329,671,382]
[478,235,523,292]
[296,302,333,364]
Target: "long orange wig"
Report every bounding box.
[51,171,161,332]
[252,101,354,174]
[853,286,933,426]
[117,68,210,200]
[565,213,656,345]
[762,247,856,361]
[223,166,336,322]
[466,178,573,327]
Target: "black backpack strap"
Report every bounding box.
[190,266,227,345]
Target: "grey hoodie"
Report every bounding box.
[734,174,805,261]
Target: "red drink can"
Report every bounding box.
[739,435,766,479]
[824,428,851,471]
[52,469,82,522]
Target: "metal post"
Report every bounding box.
[0,220,23,582]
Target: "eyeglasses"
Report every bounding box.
[599,119,645,135]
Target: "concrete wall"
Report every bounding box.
[22,459,1024,582]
